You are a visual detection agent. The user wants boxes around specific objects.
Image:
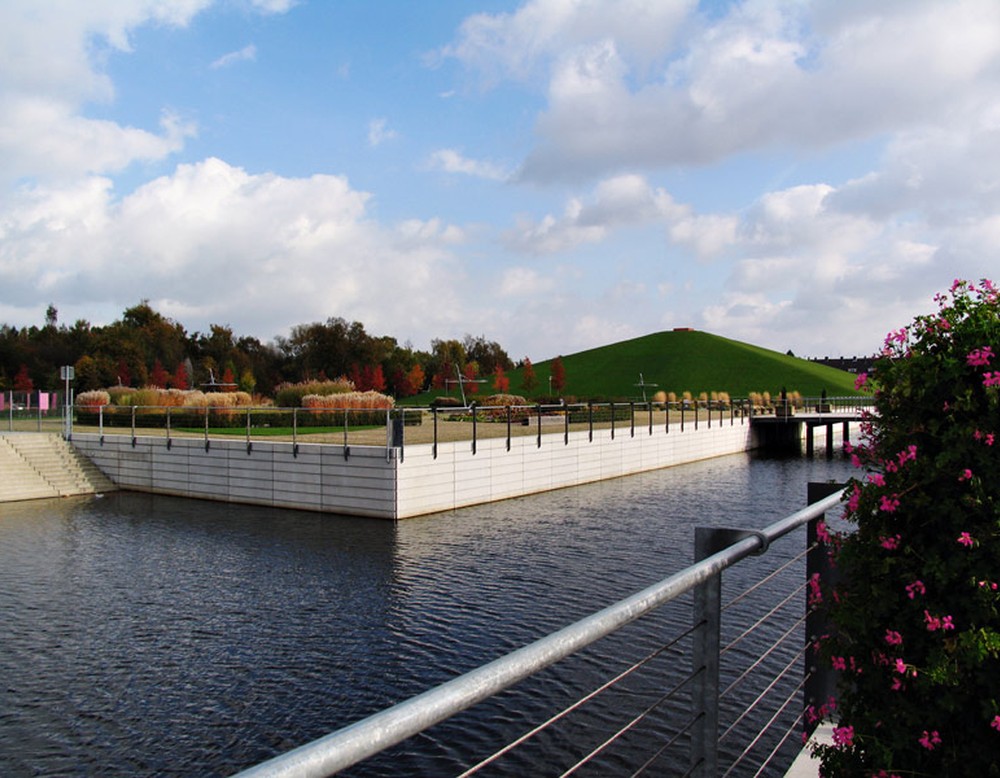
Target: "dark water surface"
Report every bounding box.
[0,452,855,776]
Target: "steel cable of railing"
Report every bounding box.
[721,579,807,659]
[720,606,807,701]
[457,624,699,776]
[233,489,846,778]
[724,670,808,777]
[721,546,809,612]
[558,670,699,777]
[719,643,806,744]
[629,712,703,778]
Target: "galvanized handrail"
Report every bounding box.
[234,488,846,778]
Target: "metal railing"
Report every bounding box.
[2,390,68,434]
[234,486,845,778]
[70,396,872,458]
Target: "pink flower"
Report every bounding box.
[942,615,955,631]
[991,715,1000,732]
[884,630,903,646]
[959,468,973,482]
[880,495,901,512]
[985,372,1000,388]
[868,473,885,487]
[832,725,855,748]
[832,656,847,671]
[958,531,975,547]
[880,534,901,550]
[906,580,926,599]
[967,347,994,366]
[919,730,942,750]
[854,372,868,390]
[816,521,831,544]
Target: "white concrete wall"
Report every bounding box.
[395,419,755,518]
[72,434,398,518]
[72,419,759,519]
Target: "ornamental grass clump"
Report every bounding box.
[813,280,1000,776]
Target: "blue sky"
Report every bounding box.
[3,0,999,362]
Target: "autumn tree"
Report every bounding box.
[550,356,566,394]
[493,365,510,393]
[521,357,537,393]
[14,364,33,393]
[150,359,170,388]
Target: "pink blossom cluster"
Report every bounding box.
[905,580,926,599]
[974,429,995,446]
[923,611,955,632]
[919,730,942,751]
[957,531,975,547]
[967,346,994,366]
[879,534,901,550]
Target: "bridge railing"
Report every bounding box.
[234,486,845,778]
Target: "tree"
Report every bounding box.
[171,362,189,390]
[463,362,480,395]
[150,359,170,388]
[13,364,33,393]
[493,365,510,393]
[815,280,1000,776]
[521,357,537,393]
[407,363,426,395]
[550,356,566,394]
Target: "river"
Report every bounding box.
[0,450,855,776]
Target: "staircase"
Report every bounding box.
[0,433,116,503]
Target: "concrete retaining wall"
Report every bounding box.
[396,420,755,517]
[72,435,397,518]
[72,419,759,519]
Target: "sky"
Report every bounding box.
[2,0,1000,362]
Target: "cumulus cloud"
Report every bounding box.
[0,1,293,187]
[0,159,468,343]
[503,173,737,259]
[441,0,1000,183]
[211,44,257,69]
[426,148,509,180]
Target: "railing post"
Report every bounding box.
[691,527,723,776]
[432,407,438,459]
[506,405,512,451]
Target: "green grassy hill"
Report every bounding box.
[413,329,862,403]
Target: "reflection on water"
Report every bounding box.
[0,451,854,776]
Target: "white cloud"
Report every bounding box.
[367,118,398,147]
[0,159,469,344]
[426,148,509,180]
[438,0,1000,182]
[211,44,257,69]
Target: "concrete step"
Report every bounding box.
[0,433,116,502]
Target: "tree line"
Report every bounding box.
[0,301,519,400]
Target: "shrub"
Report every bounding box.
[275,378,354,408]
[75,390,110,408]
[813,280,1000,775]
[430,396,463,409]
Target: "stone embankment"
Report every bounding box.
[0,433,116,503]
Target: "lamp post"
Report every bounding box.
[60,365,75,439]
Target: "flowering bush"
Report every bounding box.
[814,280,1000,775]
[274,378,354,408]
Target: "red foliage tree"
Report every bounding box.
[493,365,510,393]
[463,362,479,395]
[369,364,386,393]
[521,357,537,393]
[150,359,169,388]
[550,356,566,394]
[13,364,33,393]
[116,359,131,387]
[222,366,236,387]
[407,364,426,395]
[171,362,189,390]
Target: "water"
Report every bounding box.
[0,451,855,776]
